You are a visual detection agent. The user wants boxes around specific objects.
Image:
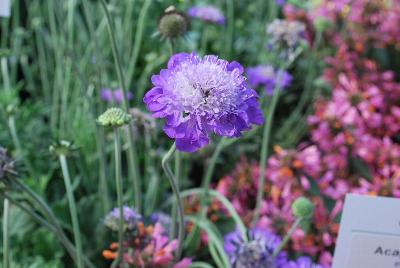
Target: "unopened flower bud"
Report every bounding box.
[5,104,17,117]
[49,140,78,156]
[292,197,314,219]
[97,107,131,127]
[158,6,190,39]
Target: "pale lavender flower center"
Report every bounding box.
[166,58,242,116]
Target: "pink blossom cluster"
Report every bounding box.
[208,1,400,267]
[213,154,339,267]
[311,0,400,49]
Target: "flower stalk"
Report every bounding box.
[3,198,10,268]
[252,80,282,225]
[162,143,185,260]
[100,0,141,213]
[273,217,303,258]
[111,128,124,268]
[59,154,84,268]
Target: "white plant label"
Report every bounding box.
[0,0,11,17]
[345,232,400,267]
[333,194,400,268]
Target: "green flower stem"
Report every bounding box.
[201,138,227,211]
[3,198,10,268]
[7,116,35,177]
[185,138,228,250]
[273,217,303,257]
[144,134,159,216]
[162,143,185,260]
[171,149,181,239]
[276,52,316,139]
[9,180,95,268]
[59,154,83,268]
[111,128,124,268]
[225,0,234,59]
[79,1,111,215]
[252,82,282,226]
[200,26,209,54]
[100,0,141,212]
[1,58,11,92]
[122,0,136,58]
[125,0,152,88]
[268,0,278,22]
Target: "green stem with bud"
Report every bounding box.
[100,0,142,213]
[111,128,124,268]
[162,143,185,260]
[59,154,84,268]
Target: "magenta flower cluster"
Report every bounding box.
[204,1,400,267]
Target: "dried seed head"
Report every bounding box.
[158,6,190,40]
[49,140,78,156]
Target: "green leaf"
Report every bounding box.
[350,156,373,181]
[186,216,230,268]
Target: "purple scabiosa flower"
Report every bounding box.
[143,52,264,152]
[188,6,225,25]
[284,256,323,268]
[224,228,288,268]
[100,88,133,104]
[100,88,113,102]
[104,206,142,232]
[247,65,292,95]
[276,0,286,6]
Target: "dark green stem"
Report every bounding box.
[224,0,234,59]
[3,198,10,268]
[7,116,35,177]
[162,143,185,260]
[252,83,282,226]
[111,128,124,268]
[273,217,303,257]
[125,0,152,88]
[59,155,83,268]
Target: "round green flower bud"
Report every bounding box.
[158,6,190,40]
[97,107,131,127]
[5,104,17,117]
[292,197,314,219]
